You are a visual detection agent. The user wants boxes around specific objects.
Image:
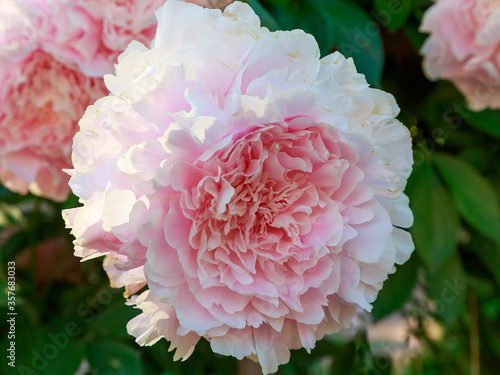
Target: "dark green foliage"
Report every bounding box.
[266,0,385,87]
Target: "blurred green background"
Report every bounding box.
[1,0,500,374]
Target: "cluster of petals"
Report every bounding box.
[64,1,414,373]
[0,48,107,200]
[420,0,500,111]
[0,0,173,200]
[34,0,167,77]
[0,0,231,200]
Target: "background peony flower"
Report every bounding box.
[34,0,230,77]
[32,0,166,77]
[0,0,233,200]
[420,0,500,111]
[0,0,37,61]
[64,1,414,373]
[0,49,107,201]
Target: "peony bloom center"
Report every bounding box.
[161,117,386,313]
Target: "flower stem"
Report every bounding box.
[469,290,480,375]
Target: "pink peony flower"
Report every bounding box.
[420,0,500,111]
[0,49,107,201]
[0,0,209,200]
[63,1,414,373]
[34,0,226,77]
[0,1,38,62]
[30,0,166,77]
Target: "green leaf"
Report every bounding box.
[142,340,182,374]
[88,298,140,339]
[317,0,385,87]
[405,160,460,269]
[427,252,467,327]
[271,0,385,87]
[458,146,491,174]
[464,108,500,140]
[1,306,42,373]
[271,2,332,53]
[37,336,86,375]
[246,0,280,31]
[374,0,412,32]
[61,193,81,210]
[267,0,290,5]
[87,340,144,375]
[434,153,500,243]
[329,341,356,375]
[0,202,24,227]
[0,229,28,263]
[372,255,419,321]
[469,228,500,288]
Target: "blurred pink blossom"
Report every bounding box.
[420,0,500,111]
[0,50,107,200]
[64,1,414,373]
[1,0,209,200]
[35,0,167,77]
